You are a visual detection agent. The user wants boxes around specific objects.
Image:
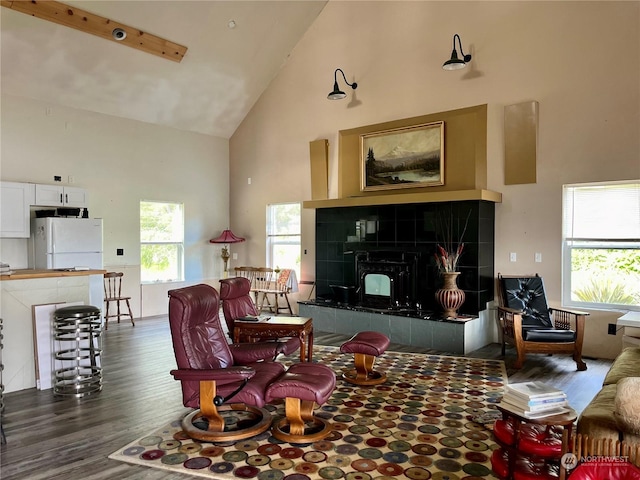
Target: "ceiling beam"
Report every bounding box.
[1,0,188,63]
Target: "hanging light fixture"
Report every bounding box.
[328,68,358,100]
[443,34,472,70]
[209,229,245,274]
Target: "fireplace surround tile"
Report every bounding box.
[314,200,495,315]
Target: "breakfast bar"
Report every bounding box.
[0,268,106,393]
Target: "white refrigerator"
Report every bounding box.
[33,217,103,270]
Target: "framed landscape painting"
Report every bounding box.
[360,121,444,192]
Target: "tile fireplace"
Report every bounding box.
[313,200,495,316]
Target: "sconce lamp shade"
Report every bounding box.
[443,34,472,70]
[209,229,245,244]
[328,81,346,100]
[328,68,357,100]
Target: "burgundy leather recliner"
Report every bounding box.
[219,277,300,356]
[168,283,285,442]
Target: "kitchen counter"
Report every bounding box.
[1,268,106,281]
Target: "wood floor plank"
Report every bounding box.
[0,315,612,479]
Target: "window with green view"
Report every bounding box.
[562,182,640,311]
[266,202,301,278]
[140,201,184,283]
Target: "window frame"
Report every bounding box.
[140,200,185,284]
[561,181,640,312]
[266,202,301,277]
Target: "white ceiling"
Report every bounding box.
[1,1,327,138]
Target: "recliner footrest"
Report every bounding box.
[265,363,336,443]
[340,331,390,386]
[266,363,336,405]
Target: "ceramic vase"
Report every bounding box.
[435,272,465,318]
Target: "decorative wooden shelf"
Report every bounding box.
[302,189,502,209]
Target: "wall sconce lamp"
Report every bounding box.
[328,68,358,100]
[209,229,245,273]
[443,34,472,70]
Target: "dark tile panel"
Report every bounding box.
[314,201,495,316]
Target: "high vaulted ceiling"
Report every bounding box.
[1,1,327,138]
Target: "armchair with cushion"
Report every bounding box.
[219,277,300,356]
[497,274,589,371]
[168,284,286,442]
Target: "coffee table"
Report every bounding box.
[233,316,313,362]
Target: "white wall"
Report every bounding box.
[1,94,229,317]
[230,1,640,358]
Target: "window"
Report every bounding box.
[266,203,301,277]
[140,201,184,283]
[562,181,640,311]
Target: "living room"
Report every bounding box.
[2,1,637,358]
[1,1,639,477]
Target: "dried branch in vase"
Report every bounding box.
[434,210,471,273]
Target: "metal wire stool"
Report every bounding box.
[53,305,103,397]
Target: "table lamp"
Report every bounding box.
[210,229,245,274]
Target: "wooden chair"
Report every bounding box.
[103,272,135,330]
[497,274,588,371]
[256,268,294,315]
[251,267,275,310]
[234,266,258,287]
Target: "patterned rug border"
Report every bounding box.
[109,346,506,479]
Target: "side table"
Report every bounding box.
[491,403,577,480]
[617,311,640,349]
[233,316,313,362]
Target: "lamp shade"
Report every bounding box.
[328,81,347,100]
[443,49,466,70]
[442,34,472,71]
[328,68,357,100]
[210,229,245,244]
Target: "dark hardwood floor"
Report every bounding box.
[0,315,612,479]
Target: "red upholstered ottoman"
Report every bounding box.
[340,331,390,385]
[494,417,564,457]
[491,448,560,480]
[265,363,336,443]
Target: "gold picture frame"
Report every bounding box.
[360,121,444,192]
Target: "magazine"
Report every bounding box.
[499,401,570,419]
[504,381,565,400]
[501,392,567,411]
[237,315,271,322]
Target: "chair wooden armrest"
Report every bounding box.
[549,307,589,332]
[550,307,590,317]
[497,306,525,350]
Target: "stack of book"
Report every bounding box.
[500,381,570,419]
[0,263,11,275]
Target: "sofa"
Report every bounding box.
[577,347,640,444]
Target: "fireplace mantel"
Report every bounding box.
[303,189,501,209]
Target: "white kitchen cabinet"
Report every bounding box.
[34,184,88,208]
[0,181,35,238]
